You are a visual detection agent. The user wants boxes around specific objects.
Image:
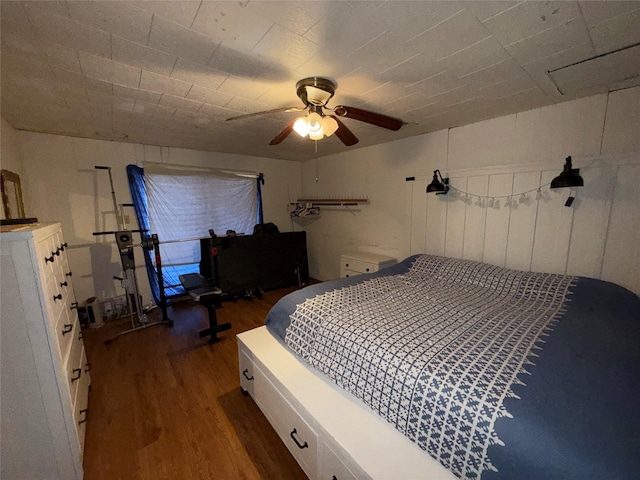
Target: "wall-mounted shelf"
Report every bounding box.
[289,197,368,218]
[296,198,369,206]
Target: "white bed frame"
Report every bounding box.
[237,326,455,480]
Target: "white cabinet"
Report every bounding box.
[339,252,396,278]
[1,222,90,479]
[237,327,454,480]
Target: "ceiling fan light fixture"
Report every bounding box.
[309,129,324,141]
[293,117,309,137]
[306,112,323,134]
[321,116,339,137]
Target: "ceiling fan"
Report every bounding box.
[226,77,407,146]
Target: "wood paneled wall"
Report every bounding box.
[407,154,640,295]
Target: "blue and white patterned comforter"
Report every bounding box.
[265,255,640,479]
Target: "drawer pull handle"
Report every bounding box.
[78,331,83,340]
[333,477,338,480]
[345,263,349,267]
[242,369,254,381]
[45,255,54,263]
[53,294,63,301]
[71,368,82,382]
[70,302,78,310]
[53,249,61,256]
[290,428,308,449]
[85,362,92,373]
[60,281,68,287]
[62,323,73,335]
[366,268,370,272]
[78,408,88,424]
[61,242,68,250]
[65,271,73,277]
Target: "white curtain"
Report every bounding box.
[144,163,258,267]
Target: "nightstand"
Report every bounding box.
[339,252,397,278]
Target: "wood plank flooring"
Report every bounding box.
[82,288,307,480]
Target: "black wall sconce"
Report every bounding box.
[551,156,583,207]
[550,156,584,189]
[426,170,449,195]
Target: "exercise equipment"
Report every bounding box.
[93,166,172,344]
[178,273,231,343]
[94,166,232,344]
[139,230,230,343]
[178,229,230,343]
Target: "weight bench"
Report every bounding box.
[179,273,231,343]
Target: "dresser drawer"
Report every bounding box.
[340,258,377,274]
[53,308,78,365]
[253,363,318,478]
[35,234,57,276]
[65,331,85,400]
[73,348,91,455]
[48,276,69,326]
[339,268,361,279]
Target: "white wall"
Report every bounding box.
[0,118,26,219]
[14,133,302,305]
[4,86,638,303]
[301,87,640,295]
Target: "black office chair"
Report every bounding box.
[179,273,231,343]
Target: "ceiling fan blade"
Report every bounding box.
[331,116,359,146]
[333,105,406,131]
[227,106,305,122]
[269,119,297,145]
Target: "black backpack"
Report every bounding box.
[253,222,279,234]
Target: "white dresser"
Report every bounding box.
[339,252,396,278]
[1,222,90,480]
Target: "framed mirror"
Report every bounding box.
[1,169,26,219]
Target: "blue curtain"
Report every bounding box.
[126,165,199,303]
[257,173,265,224]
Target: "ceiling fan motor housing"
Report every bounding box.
[296,77,336,107]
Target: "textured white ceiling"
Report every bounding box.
[2,1,639,161]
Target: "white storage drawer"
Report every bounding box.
[238,349,256,397]
[253,362,318,478]
[320,441,359,480]
[340,253,396,278]
[341,258,377,274]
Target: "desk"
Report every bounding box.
[200,232,309,297]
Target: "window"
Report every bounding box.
[127,164,263,301]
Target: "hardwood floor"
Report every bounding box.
[82,287,307,480]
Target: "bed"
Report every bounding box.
[237,254,640,479]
